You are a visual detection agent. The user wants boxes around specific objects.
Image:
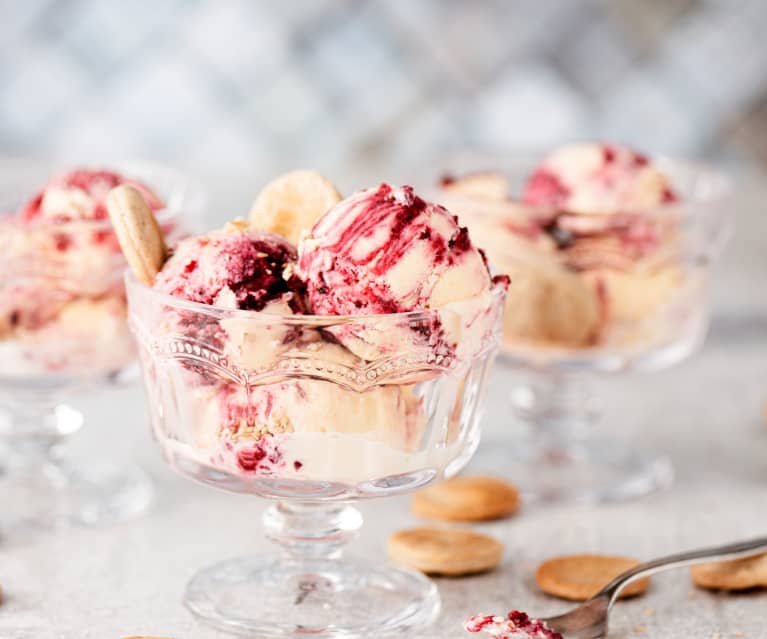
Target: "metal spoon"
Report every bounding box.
[543,536,767,638]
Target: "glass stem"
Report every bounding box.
[0,397,82,472]
[263,501,363,561]
[510,369,601,445]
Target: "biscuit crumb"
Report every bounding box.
[688,589,697,599]
[643,607,655,616]
[733,631,743,637]
[633,626,646,634]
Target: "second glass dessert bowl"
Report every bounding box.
[128,272,506,638]
[436,150,732,504]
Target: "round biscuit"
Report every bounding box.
[690,553,767,591]
[412,475,520,522]
[249,170,340,245]
[106,185,167,286]
[441,172,510,201]
[388,527,503,577]
[536,554,650,601]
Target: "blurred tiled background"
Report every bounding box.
[3,0,767,184]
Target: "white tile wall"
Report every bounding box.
[1,0,766,178]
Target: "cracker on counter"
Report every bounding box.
[536,554,650,601]
[690,553,767,591]
[388,527,503,577]
[440,172,511,201]
[412,475,520,522]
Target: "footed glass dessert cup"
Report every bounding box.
[127,273,506,638]
[0,162,203,533]
[436,153,732,504]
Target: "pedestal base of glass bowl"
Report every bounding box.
[0,400,153,538]
[481,434,673,505]
[184,502,440,638]
[481,369,675,505]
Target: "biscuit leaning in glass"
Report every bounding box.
[114,171,507,638]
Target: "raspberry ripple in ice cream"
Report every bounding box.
[465,611,563,639]
[20,168,163,224]
[147,225,441,484]
[147,219,440,482]
[127,173,507,487]
[171,340,434,484]
[153,219,308,370]
[0,167,167,378]
[522,142,677,215]
[155,219,306,314]
[439,144,688,354]
[298,183,508,361]
[522,144,684,341]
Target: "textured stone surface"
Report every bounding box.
[0,180,765,638]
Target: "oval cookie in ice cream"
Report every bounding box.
[249,170,341,245]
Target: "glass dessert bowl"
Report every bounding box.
[117,173,508,638]
[436,144,732,504]
[127,273,505,638]
[0,162,203,532]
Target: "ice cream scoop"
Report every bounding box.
[147,219,309,370]
[522,143,676,214]
[299,183,494,315]
[154,219,306,313]
[298,183,506,360]
[21,168,163,223]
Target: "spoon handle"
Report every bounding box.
[598,535,767,607]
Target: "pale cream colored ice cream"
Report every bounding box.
[0,168,167,378]
[437,191,600,348]
[439,145,685,353]
[0,295,133,377]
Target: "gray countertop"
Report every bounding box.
[1,176,766,639]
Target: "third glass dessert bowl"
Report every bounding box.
[0,162,203,532]
[436,143,732,504]
[119,173,508,637]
